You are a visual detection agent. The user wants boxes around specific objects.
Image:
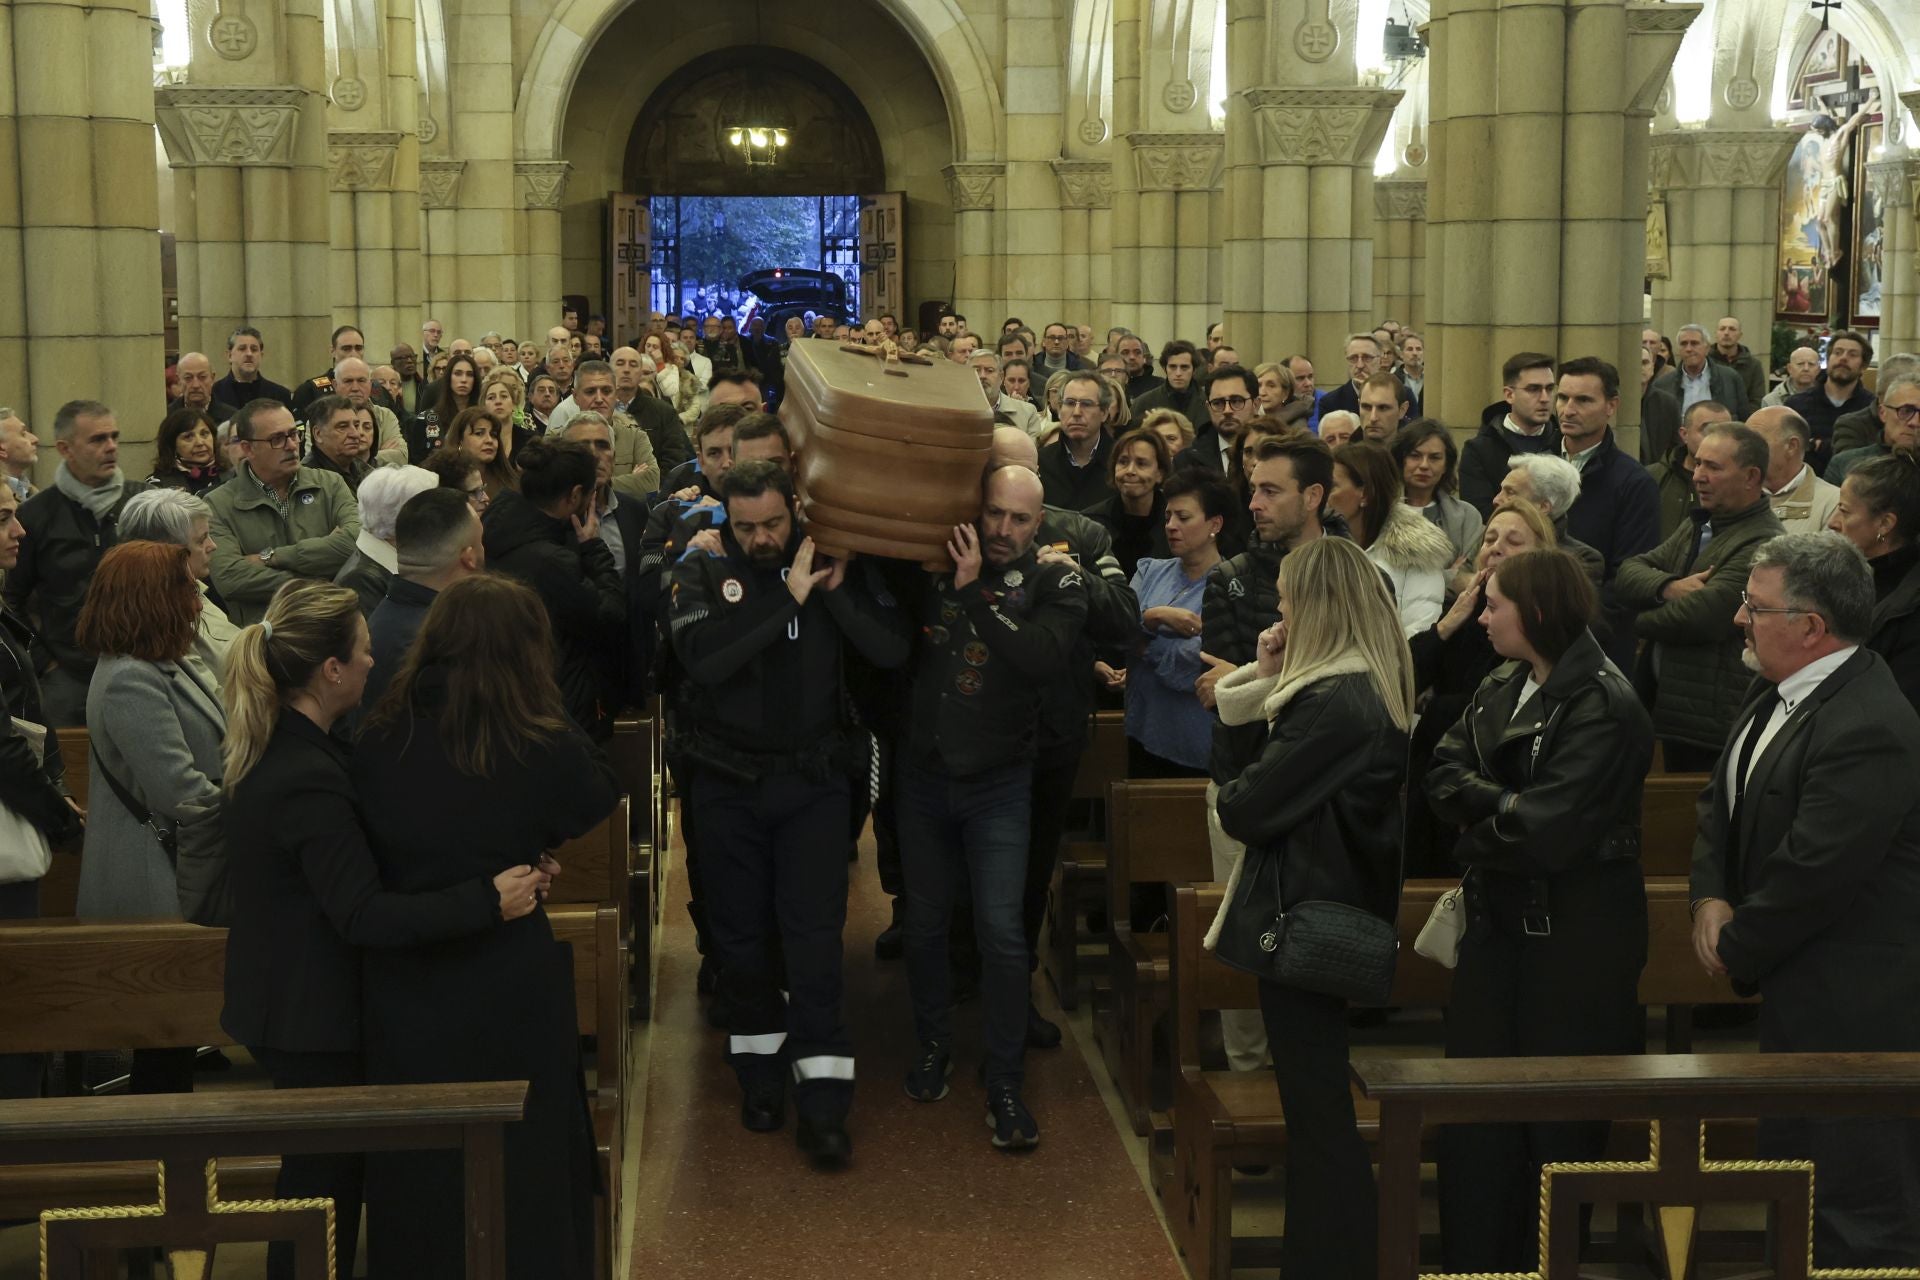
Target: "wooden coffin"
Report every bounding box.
[778,341,993,567]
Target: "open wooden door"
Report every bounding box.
[860,192,904,321]
[608,193,650,349]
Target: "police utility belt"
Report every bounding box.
[671,727,859,784]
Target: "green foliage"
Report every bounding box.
[667,196,818,302]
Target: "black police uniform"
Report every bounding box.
[668,523,908,1135]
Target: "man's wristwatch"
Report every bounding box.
[259,546,278,567]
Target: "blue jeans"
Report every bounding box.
[895,753,1032,1088]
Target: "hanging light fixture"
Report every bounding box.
[725,0,790,167]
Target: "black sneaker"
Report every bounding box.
[796,1115,853,1168]
[904,1045,953,1102]
[740,1076,786,1132]
[1025,1002,1063,1050]
[985,1084,1039,1151]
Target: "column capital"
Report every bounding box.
[1124,132,1224,191]
[516,160,572,210]
[1238,87,1401,167]
[1866,158,1920,211]
[327,131,403,192]
[420,159,466,210]
[942,162,1003,211]
[1648,129,1796,191]
[1373,178,1427,221]
[154,86,307,168]
[1624,4,1702,113]
[1051,159,1113,209]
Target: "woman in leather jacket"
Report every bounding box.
[1425,548,1655,1273]
[1208,535,1414,1280]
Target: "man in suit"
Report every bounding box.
[1175,365,1256,476]
[1691,531,1920,1267]
[1653,324,1748,419]
[1316,333,1385,419]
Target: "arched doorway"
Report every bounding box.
[542,0,972,346]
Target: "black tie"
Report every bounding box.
[1726,688,1781,902]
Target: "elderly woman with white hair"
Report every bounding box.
[336,465,440,617]
[118,487,241,678]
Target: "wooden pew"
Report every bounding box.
[609,717,657,1021]
[1641,772,1708,877]
[1093,777,1211,1136]
[1044,710,1126,1009]
[0,903,627,1280]
[1164,878,1753,1280]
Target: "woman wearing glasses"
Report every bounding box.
[1829,444,1920,708]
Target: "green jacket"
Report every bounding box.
[207,464,361,624]
[1646,444,1695,542]
[1614,496,1784,749]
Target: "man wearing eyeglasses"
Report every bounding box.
[1316,332,1385,419]
[1037,374,1116,509]
[1176,366,1257,476]
[1130,341,1212,432]
[1826,376,1920,485]
[206,400,362,624]
[1615,421,1784,771]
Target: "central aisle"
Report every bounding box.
[626,829,1189,1280]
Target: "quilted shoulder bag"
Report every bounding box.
[1214,827,1399,1006]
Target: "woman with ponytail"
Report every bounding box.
[218,579,549,1280]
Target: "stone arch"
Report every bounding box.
[515,0,1004,163]
[1770,0,1913,139]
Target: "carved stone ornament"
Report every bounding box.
[207,12,257,60]
[1241,87,1402,168]
[1293,17,1338,63]
[1648,129,1795,191]
[1723,77,1760,111]
[1373,179,1426,221]
[1052,160,1114,209]
[1625,2,1698,33]
[154,86,304,168]
[516,160,572,210]
[1163,80,1197,113]
[331,76,366,111]
[942,163,1002,212]
[417,114,440,145]
[419,159,466,210]
[1078,117,1109,146]
[1126,132,1224,191]
[1865,159,1919,211]
[327,131,401,192]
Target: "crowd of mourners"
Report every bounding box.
[0,300,1915,1278]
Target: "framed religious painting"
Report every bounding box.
[1850,120,1884,326]
[1777,128,1831,322]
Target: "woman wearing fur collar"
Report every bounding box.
[1204,535,1414,1280]
[1328,439,1457,635]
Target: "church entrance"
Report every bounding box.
[645,194,863,328]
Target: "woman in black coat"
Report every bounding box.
[221,580,545,1280]
[1828,447,1920,709]
[354,573,618,1280]
[1207,536,1414,1280]
[1425,549,1655,1273]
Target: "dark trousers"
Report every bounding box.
[250,1046,364,1280]
[896,754,1031,1088]
[870,730,903,899]
[0,879,43,1098]
[1438,864,1647,1272]
[1759,1115,1920,1267]
[1257,980,1377,1280]
[667,746,710,952]
[1021,754,1082,974]
[694,770,855,1120]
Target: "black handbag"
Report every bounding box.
[1214,814,1400,1006]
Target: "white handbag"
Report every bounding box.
[1413,884,1466,969]
[0,716,54,885]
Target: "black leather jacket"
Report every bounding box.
[1201,540,1283,784]
[1426,627,1654,878]
[1217,671,1408,925]
[0,605,77,846]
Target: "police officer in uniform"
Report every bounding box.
[667,460,908,1164]
[898,465,1087,1151]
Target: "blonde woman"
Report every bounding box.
[1205,535,1413,1280]
[219,580,545,1280]
[481,367,531,453]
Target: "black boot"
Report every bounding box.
[874,898,905,961]
[1025,1001,1062,1050]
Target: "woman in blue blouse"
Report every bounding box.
[1125,471,1236,776]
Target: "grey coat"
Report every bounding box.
[75,655,226,918]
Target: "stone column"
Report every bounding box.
[156,0,331,373]
[1124,133,1224,342]
[0,0,165,443]
[1221,91,1399,372]
[1053,160,1114,329]
[517,161,571,328]
[1003,0,1065,322]
[1648,129,1795,369]
[944,163,1004,323]
[441,2,526,340]
[1424,0,1696,443]
[417,159,465,327]
[1372,179,1427,331]
[1869,158,1920,357]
